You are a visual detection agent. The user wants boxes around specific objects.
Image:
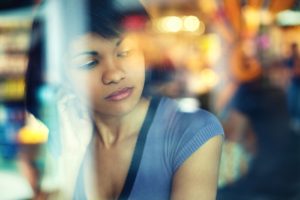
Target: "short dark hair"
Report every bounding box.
[85,0,149,38]
[25,19,45,119]
[25,0,151,117]
[86,0,124,38]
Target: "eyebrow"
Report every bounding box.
[115,37,124,47]
[72,37,126,58]
[73,50,99,58]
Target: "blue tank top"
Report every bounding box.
[73,97,224,200]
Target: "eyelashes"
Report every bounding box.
[74,49,132,70]
[76,59,99,69]
[116,50,132,58]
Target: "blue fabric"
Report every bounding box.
[128,98,223,200]
[74,97,224,199]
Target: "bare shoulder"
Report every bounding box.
[171,135,223,200]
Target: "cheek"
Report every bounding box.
[66,71,95,99]
[68,76,101,108]
[124,53,146,81]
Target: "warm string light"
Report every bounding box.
[154,15,205,33]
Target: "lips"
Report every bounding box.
[105,87,134,101]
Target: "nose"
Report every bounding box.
[102,56,126,85]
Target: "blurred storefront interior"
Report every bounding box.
[0,0,300,199]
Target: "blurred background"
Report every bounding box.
[0,0,300,199]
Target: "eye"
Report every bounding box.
[116,50,132,58]
[71,50,100,70]
[77,59,99,69]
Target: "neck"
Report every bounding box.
[93,98,150,148]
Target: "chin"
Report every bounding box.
[93,98,141,117]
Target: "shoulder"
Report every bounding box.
[158,97,224,136]
[157,97,224,171]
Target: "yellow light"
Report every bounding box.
[183,16,200,32]
[18,118,49,144]
[188,74,204,94]
[260,9,273,25]
[18,126,48,144]
[243,6,260,32]
[201,68,219,88]
[200,34,221,64]
[188,68,219,94]
[157,16,182,33]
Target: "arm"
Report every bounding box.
[171,135,223,200]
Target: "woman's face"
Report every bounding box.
[67,33,146,117]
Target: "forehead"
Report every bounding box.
[70,33,119,51]
[69,32,138,54]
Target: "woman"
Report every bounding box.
[25,0,224,199]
